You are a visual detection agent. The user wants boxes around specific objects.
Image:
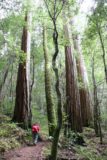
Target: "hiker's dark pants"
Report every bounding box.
[32,132,39,144]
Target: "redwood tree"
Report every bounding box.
[63,16,82,134]
[12,12,32,128]
[65,46,82,133]
[73,35,92,126]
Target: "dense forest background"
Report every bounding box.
[0,0,107,160]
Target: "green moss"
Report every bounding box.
[0,115,26,153]
[0,115,11,123]
[0,122,25,137]
[42,144,51,158]
[74,127,107,160]
[76,146,106,160]
[0,138,20,152]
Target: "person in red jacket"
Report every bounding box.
[32,123,40,145]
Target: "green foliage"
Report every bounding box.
[43,146,51,157]
[75,127,107,160]
[76,146,105,160]
[19,51,27,63]
[0,138,20,152]
[0,115,26,152]
[68,131,84,145]
[0,115,11,123]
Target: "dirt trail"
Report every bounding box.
[3,142,48,160]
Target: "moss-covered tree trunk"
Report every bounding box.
[50,20,62,160]
[73,35,92,127]
[12,12,32,129]
[44,1,64,159]
[43,26,56,136]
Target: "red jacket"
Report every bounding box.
[32,124,40,133]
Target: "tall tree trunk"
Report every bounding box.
[50,20,62,160]
[65,46,82,132]
[29,54,35,128]
[92,55,102,143]
[0,65,10,110]
[44,1,64,159]
[63,16,82,134]
[10,62,13,99]
[0,66,10,98]
[73,35,92,126]
[43,26,56,136]
[12,12,32,129]
[96,22,107,83]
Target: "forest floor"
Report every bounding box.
[0,115,107,160]
[2,140,78,160]
[3,141,48,160]
[2,130,107,160]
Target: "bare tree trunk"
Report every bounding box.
[43,26,56,136]
[73,35,92,126]
[12,12,32,129]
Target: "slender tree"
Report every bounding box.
[43,25,56,136]
[89,2,107,83]
[92,55,102,144]
[96,22,107,83]
[0,56,14,100]
[44,0,64,159]
[0,66,10,97]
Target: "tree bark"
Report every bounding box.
[65,46,82,133]
[63,16,82,134]
[12,12,32,129]
[73,35,92,126]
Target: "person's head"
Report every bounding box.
[33,122,39,126]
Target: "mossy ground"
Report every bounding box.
[0,112,48,154]
[1,115,107,160]
[43,128,107,160]
[72,128,107,160]
[0,115,26,153]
